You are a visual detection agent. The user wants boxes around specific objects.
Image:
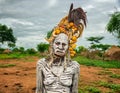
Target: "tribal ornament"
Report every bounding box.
[46,3,87,57]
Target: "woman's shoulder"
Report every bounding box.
[71,60,80,66]
[70,60,80,71]
[37,58,47,67]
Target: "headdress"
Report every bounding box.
[46,3,87,57]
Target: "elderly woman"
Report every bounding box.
[36,3,87,93]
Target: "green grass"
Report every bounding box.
[0,64,16,68]
[99,81,120,92]
[0,52,39,59]
[97,70,113,75]
[86,86,101,93]
[109,74,120,79]
[73,56,120,68]
[78,86,101,93]
[1,53,120,68]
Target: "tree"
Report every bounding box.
[0,24,16,47]
[106,12,120,41]
[86,36,105,59]
[97,44,111,60]
[87,36,110,60]
[8,43,16,49]
[86,36,104,48]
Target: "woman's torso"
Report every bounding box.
[38,58,79,93]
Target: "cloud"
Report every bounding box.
[118,0,120,7]
[16,35,47,48]
[48,0,58,8]
[0,0,119,48]
[85,5,94,10]
[0,18,34,27]
[93,0,113,3]
[0,0,4,3]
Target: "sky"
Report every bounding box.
[0,0,120,49]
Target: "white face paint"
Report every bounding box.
[53,33,68,57]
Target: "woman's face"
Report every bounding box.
[53,33,68,57]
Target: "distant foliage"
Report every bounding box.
[75,46,87,53]
[0,48,5,54]
[37,42,50,52]
[46,30,53,39]
[0,24,16,46]
[86,36,104,45]
[89,44,111,60]
[19,47,25,53]
[8,43,16,48]
[12,47,25,53]
[90,44,111,51]
[106,12,120,39]
[12,47,20,52]
[26,48,37,54]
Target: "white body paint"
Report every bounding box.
[36,58,80,93]
[53,33,68,57]
[36,33,80,93]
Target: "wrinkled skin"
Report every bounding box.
[36,33,80,93]
[53,33,68,57]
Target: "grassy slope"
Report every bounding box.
[73,56,120,68]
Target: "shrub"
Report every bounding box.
[75,46,87,53]
[19,47,25,53]
[0,48,5,54]
[12,47,19,52]
[37,42,49,53]
[26,48,37,54]
[12,47,25,53]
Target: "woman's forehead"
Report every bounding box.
[54,33,68,42]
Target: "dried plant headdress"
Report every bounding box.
[46,3,87,57]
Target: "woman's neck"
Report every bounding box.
[53,57,64,64]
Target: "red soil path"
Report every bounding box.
[0,57,120,93]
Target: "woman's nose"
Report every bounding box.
[58,44,63,49]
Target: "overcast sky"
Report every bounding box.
[0,0,120,48]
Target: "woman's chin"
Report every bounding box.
[55,53,65,57]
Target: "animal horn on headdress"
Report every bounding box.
[68,3,87,27]
[68,3,73,22]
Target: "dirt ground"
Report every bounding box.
[0,57,120,93]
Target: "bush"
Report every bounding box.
[37,42,49,53]
[0,48,5,54]
[75,46,87,53]
[26,48,37,54]
[90,44,111,51]
[19,47,25,53]
[12,47,25,53]
[12,47,19,52]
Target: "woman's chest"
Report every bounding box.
[42,66,74,86]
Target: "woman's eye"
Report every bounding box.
[62,43,66,46]
[55,42,60,45]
